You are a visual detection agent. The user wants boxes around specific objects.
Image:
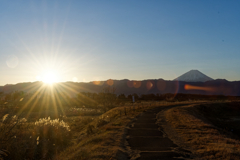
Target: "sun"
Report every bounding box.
[42,70,59,84]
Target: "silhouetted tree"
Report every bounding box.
[5,93,12,101]
[132,93,139,100]
[127,94,132,100]
[99,86,117,111]
[118,94,126,99]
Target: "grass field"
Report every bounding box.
[0,101,167,160]
[2,100,240,160]
[54,101,169,160]
[159,101,240,160]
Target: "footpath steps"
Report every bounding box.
[128,129,162,137]
[139,152,183,160]
[127,107,190,160]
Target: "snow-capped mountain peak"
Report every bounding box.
[174,70,214,82]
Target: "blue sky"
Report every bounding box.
[0,0,240,85]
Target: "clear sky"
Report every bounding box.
[0,0,240,85]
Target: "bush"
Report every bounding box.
[0,114,29,159]
[0,114,28,146]
[0,115,72,160]
[34,117,72,147]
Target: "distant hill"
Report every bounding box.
[174,70,214,82]
[1,78,240,96]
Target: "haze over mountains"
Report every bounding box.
[1,70,240,96]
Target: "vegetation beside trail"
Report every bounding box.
[0,114,72,160]
[161,101,240,160]
[1,88,239,160]
[0,97,166,160]
[54,101,168,160]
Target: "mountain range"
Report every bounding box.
[1,70,240,96]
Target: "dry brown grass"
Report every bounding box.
[162,102,240,160]
[55,101,206,160]
[1,101,162,160]
[1,100,212,159]
[54,101,176,160]
[0,114,73,160]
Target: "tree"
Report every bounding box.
[118,94,126,99]
[5,93,12,101]
[13,91,24,101]
[99,86,117,111]
[127,94,132,100]
[132,93,139,100]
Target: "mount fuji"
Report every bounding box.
[174,70,214,82]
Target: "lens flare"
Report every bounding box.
[127,81,134,88]
[133,81,141,88]
[146,81,153,90]
[107,79,114,86]
[93,81,104,86]
[184,84,215,92]
[6,55,19,68]
[157,79,166,91]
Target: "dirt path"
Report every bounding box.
[127,105,192,160]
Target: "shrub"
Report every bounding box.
[34,117,72,147]
[0,114,28,146]
[0,115,72,160]
[0,114,29,159]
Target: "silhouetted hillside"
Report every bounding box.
[1,79,240,96]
